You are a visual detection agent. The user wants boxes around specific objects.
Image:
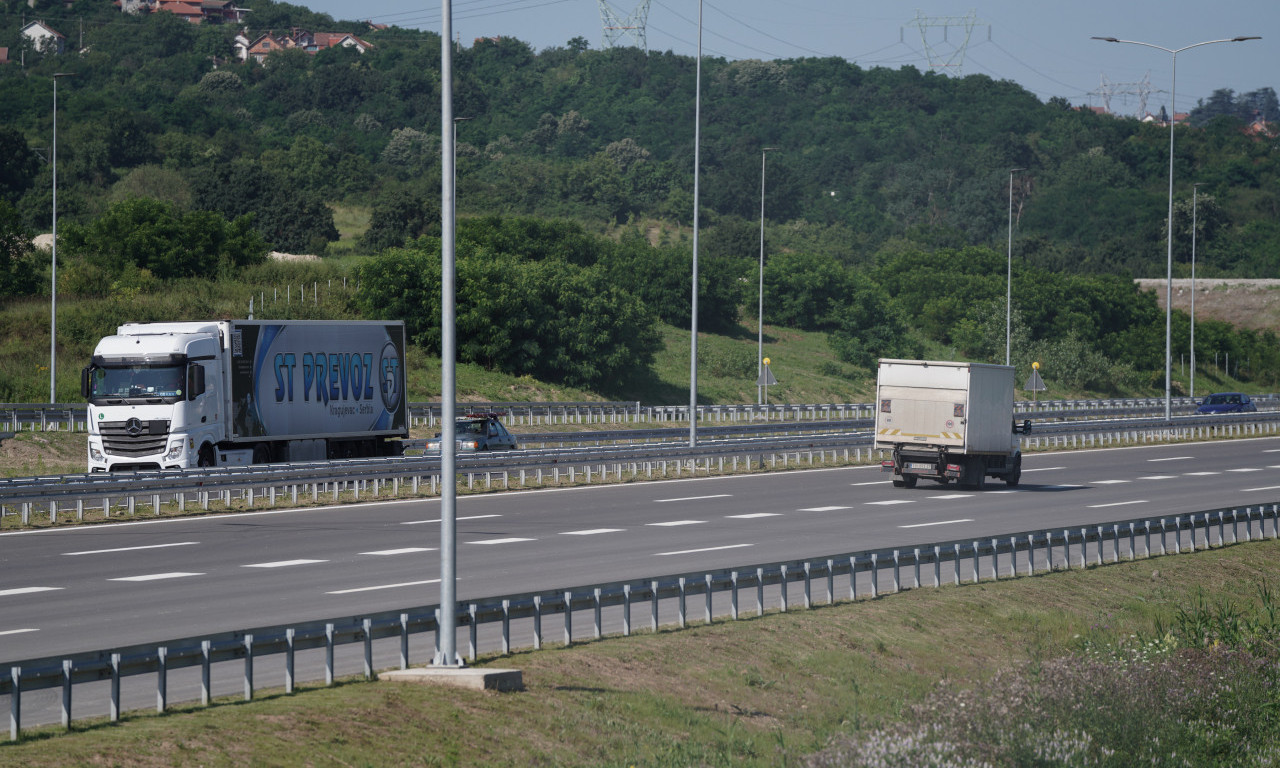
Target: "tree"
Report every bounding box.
[362,189,441,252]
[0,128,40,205]
[0,200,42,296]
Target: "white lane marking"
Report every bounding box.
[0,628,39,636]
[851,480,890,486]
[109,572,204,582]
[647,520,706,527]
[359,547,436,556]
[1268,465,1280,470]
[1148,456,1194,462]
[798,506,851,512]
[560,529,624,536]
[727,512,781,519]
[655,544,753,556]
[654,494,732,503]
[1088,500,1149,509]
[929,494,973,500]
[1229,468,1265,473]
[1242,485,1280,493]
[243,559,327,569]
[867,500,915,506]
[1021,466,1067,472]
[1183,471,1221,476]
[1043,485,1086,490]
[468,537,535,545]
[0,586,63,597]
[1265,449,1280,453]
[899,519,973,529]
[328,579,441,595]
[1138,475,1177,480]
[1092,480,1129,485]
[402,514,502,525]
[63,541,199,556]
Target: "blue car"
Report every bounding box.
[1195,392,1257,414]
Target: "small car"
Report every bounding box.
[426,412,519,452]
[1195,392,1257,414]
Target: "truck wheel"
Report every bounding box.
[197,446,215,468]
[901,474,917,489]
[967,458,985,490]
[252,443,271,464]
[1006,456,1022,487]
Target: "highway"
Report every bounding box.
[5,436,1280,664]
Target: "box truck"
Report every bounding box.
[82,320,408,471]
[875,359,1030,489]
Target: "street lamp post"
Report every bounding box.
[1190,182,1201,399]
[1092,35,1259,420]
[50,72,74,404]
[1006,167,1023,367]
[757,147,778,405]
[437,0,459,668]
[689,0,703,447]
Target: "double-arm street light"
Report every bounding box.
[50,72,75,404]
[1091,35,1260,420]
[757,147,778,405]
[1006,167,1023,367]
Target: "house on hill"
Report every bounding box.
[233,29,374,63]
[119,0,250,24]
[20,21,66,55]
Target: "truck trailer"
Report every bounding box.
[875,359,1030,489]
[82,320,408,471]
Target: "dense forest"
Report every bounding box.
[2,0,1279,400]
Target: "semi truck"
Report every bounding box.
[81,320,408,471]
[875,359,1030,490]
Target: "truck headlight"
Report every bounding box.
[165,440,185,461]
[89,443,104,462]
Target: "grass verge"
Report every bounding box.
[4,539,1280,766]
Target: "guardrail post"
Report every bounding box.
[244,634,254,701]
[971,542,979,583]
[677,579,688,626]
[953,545,961,585]
[1026,535,1035,574]
[990,540,999,580]
[157,646,168,713]
[325,623,335,686]
[706,574,715,622]
[564,591,575,645]
[364,617,376,676]
[849,556,858,599]
[286,629,296,693]
[111,653,122,721]
[912,548,921,589]
[1111,525,1120,562]
[870,554,879,598]
[622,587,632,635]
[891,551,901,592]
[9,666,19,741]
[756,568,765,615]
[1079,528,1088,567]
[61,659,72,730]
[650,580,660,632]
[1218,510,1226,546]
[534,596,543,649]
[1095,527,1105,565]
[826,559,835,604]
[778,566,789,612]
[594,588,603,639]
[1129,523,1136,560]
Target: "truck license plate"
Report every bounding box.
[906,462,935,471]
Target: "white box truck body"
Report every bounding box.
[82,320,408,471]
[874,359,1029,489]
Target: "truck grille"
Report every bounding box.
[100,418,171,457]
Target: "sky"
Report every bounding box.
[299,0,1276,116]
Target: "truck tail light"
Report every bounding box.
[880,460,895,471]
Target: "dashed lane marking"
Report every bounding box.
[727,513,782,519]
[798,506,852,512]
[928,494,973,500]
[654,494,732,503]
[63,542,199,556]
[899,519,973,528]
[1092,480,1129,485]
[328,579,441,595]
[402,514,502,525]
[0,629,39,636]
[468,537,535,545]
[1088,500,1149,509]
[360,547,436,556]
[1228,468,1265,473]
[866,500,915,506]
[647,520,706,527]
[1138,475,1177,480]
[1242,485,1280,493]
[0,586,63,597]
[560,529,625,536]
[243,559,328,569]
[655,544,753,556]
[1148,456,1194,462]
[109,572,204,582]
[1183,471,1221,476]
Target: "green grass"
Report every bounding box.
[5,538,1280,766]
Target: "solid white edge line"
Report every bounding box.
[899,519,973,529]
[655,543,753,556]
[63,541,200,556]
[328,578,441,595]
[402,514,502,525]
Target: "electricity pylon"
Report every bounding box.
[597,1,651,50]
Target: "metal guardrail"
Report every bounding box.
[4,501,1277,739]
[3,413,1279,524]
[9,395,1275,433]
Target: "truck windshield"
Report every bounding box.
[89,364,185,402]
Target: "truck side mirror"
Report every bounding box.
[1016,419,1032,435]
[81,367,91,398]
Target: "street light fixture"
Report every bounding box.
[757,147,778,405]
[50,72,74,405]
[1190,182,1201,399]
[1006,167,1023,367]
[1092,35,1260,420]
